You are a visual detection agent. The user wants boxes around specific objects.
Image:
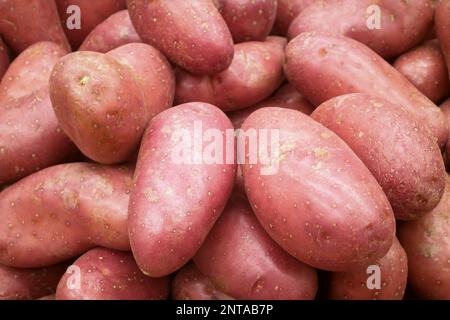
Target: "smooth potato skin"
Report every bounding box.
[285,32,448,148]
[127,0,234,75]
[172,263,234,300]
[0,37,9,80]
[56,248,170,300]
[399,175,450,299]
[0,163,133,268]
[273,0,315,35]
[312,94,445,220]
[436,0,450,82]
[394,40,449,104]
[175,37,285,112]
[194,194,318,300]
[242,108,395,272]
[129,103,236,277]
[329,238,408,300]
[79,10,141,53]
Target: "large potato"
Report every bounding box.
[129,102,236,277]
[194,194,318,300]
[0,163,132,268]
[242,107,396,271]
[0,37,9,80]
[436,0,450,83]
[273,0,315,35]
[285,32,448,148]
[127,0,234,75]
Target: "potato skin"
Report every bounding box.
[0,163,133,268]
[79,10,141,53]
[394,40,449,104]
[398,175,450,299]
[273,0,315,35]
[242,107,396,271]
[312,94,445,220]
[175,37,285,112]
[287,0,433,59]
[128,103,236,277]
[436,0,450,82]
[127,0,234,75]
[0,37,9,80]
[328,238,408,300]
[56,248,170,300]
[172,263,234,300]
[194,194,318,300]
[285,32,448,148]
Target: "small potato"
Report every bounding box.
[129,103,236,277]
[79,10,141,53]
[436,0,450,82]
[0,163,133,268]
[273,0,315,35]
[242,107,396,271]
[127,0,234,75]
[172,263,234,300]
[328,238,408,300]
[0,37,9,80]
[176,37,285,112]
[56,248,170,300]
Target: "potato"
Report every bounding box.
[219,0,277,43]
[0,0,70,53]
[56,0,126,49]
[56,248,170,300]
[242,107,396,271]
[172,263,234,300]
[273,0,315,35]
[194,194,318,300]
[175,37,286,112]
[79,10,141,53]
[0,163,133,268]
[328,238,408,300]
[394,40,449,104]
[312,94,445,220]
[398,174,450,299]
[127,0,234,75]
[436,0,450,82]
[128,102,236,277]
[287,0,433,59]
[285,32,448,148]
[0,37,9,80]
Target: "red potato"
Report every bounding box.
[328,238,408,300]
[127,0,234,75]
[128,102,236,277]
[0,37,9,80]
[0,0,70,53]
[56,248,170,300]
[436,0,450,82]
[56,0,126,49]
[79,10,141,53]
[273,0,315,36]
[285,32,448,148]
[0,163,133,268]
[172,263,234,300]
[287,0,434,59]
[394,40,449,104]
[399,174,450,299]
[242,108,396,272]
[176,37,286,112]
[312,94,445,220]
[194,194,318,300]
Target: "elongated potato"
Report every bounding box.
[273,0,315,35]
[127,0,234,75]
[176,37,285,112]
[0,37,9,80]
[242,107,396,271]
[56,248,170,300]
[285,32,448,147]
[0,163,132,268]
[436,0,450,82]
[129,102,236,277]
[312,94,445,220]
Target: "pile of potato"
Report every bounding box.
[0,0,450,301]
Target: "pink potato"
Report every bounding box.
[127,0,234,75]
[175,37,286,112]
[128,102,236,277]
[0,37,9,80]
[312,94,445,220]
[79,10,141,53]
[288,0,434,59]
[436,0,450,82]
[328,238,408,300]
[273,0,315,36]
[56,248,170,300]
[172,263,234,300]
[0,163,133,268]
[285,32,448,148]
[242,107,396,272]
